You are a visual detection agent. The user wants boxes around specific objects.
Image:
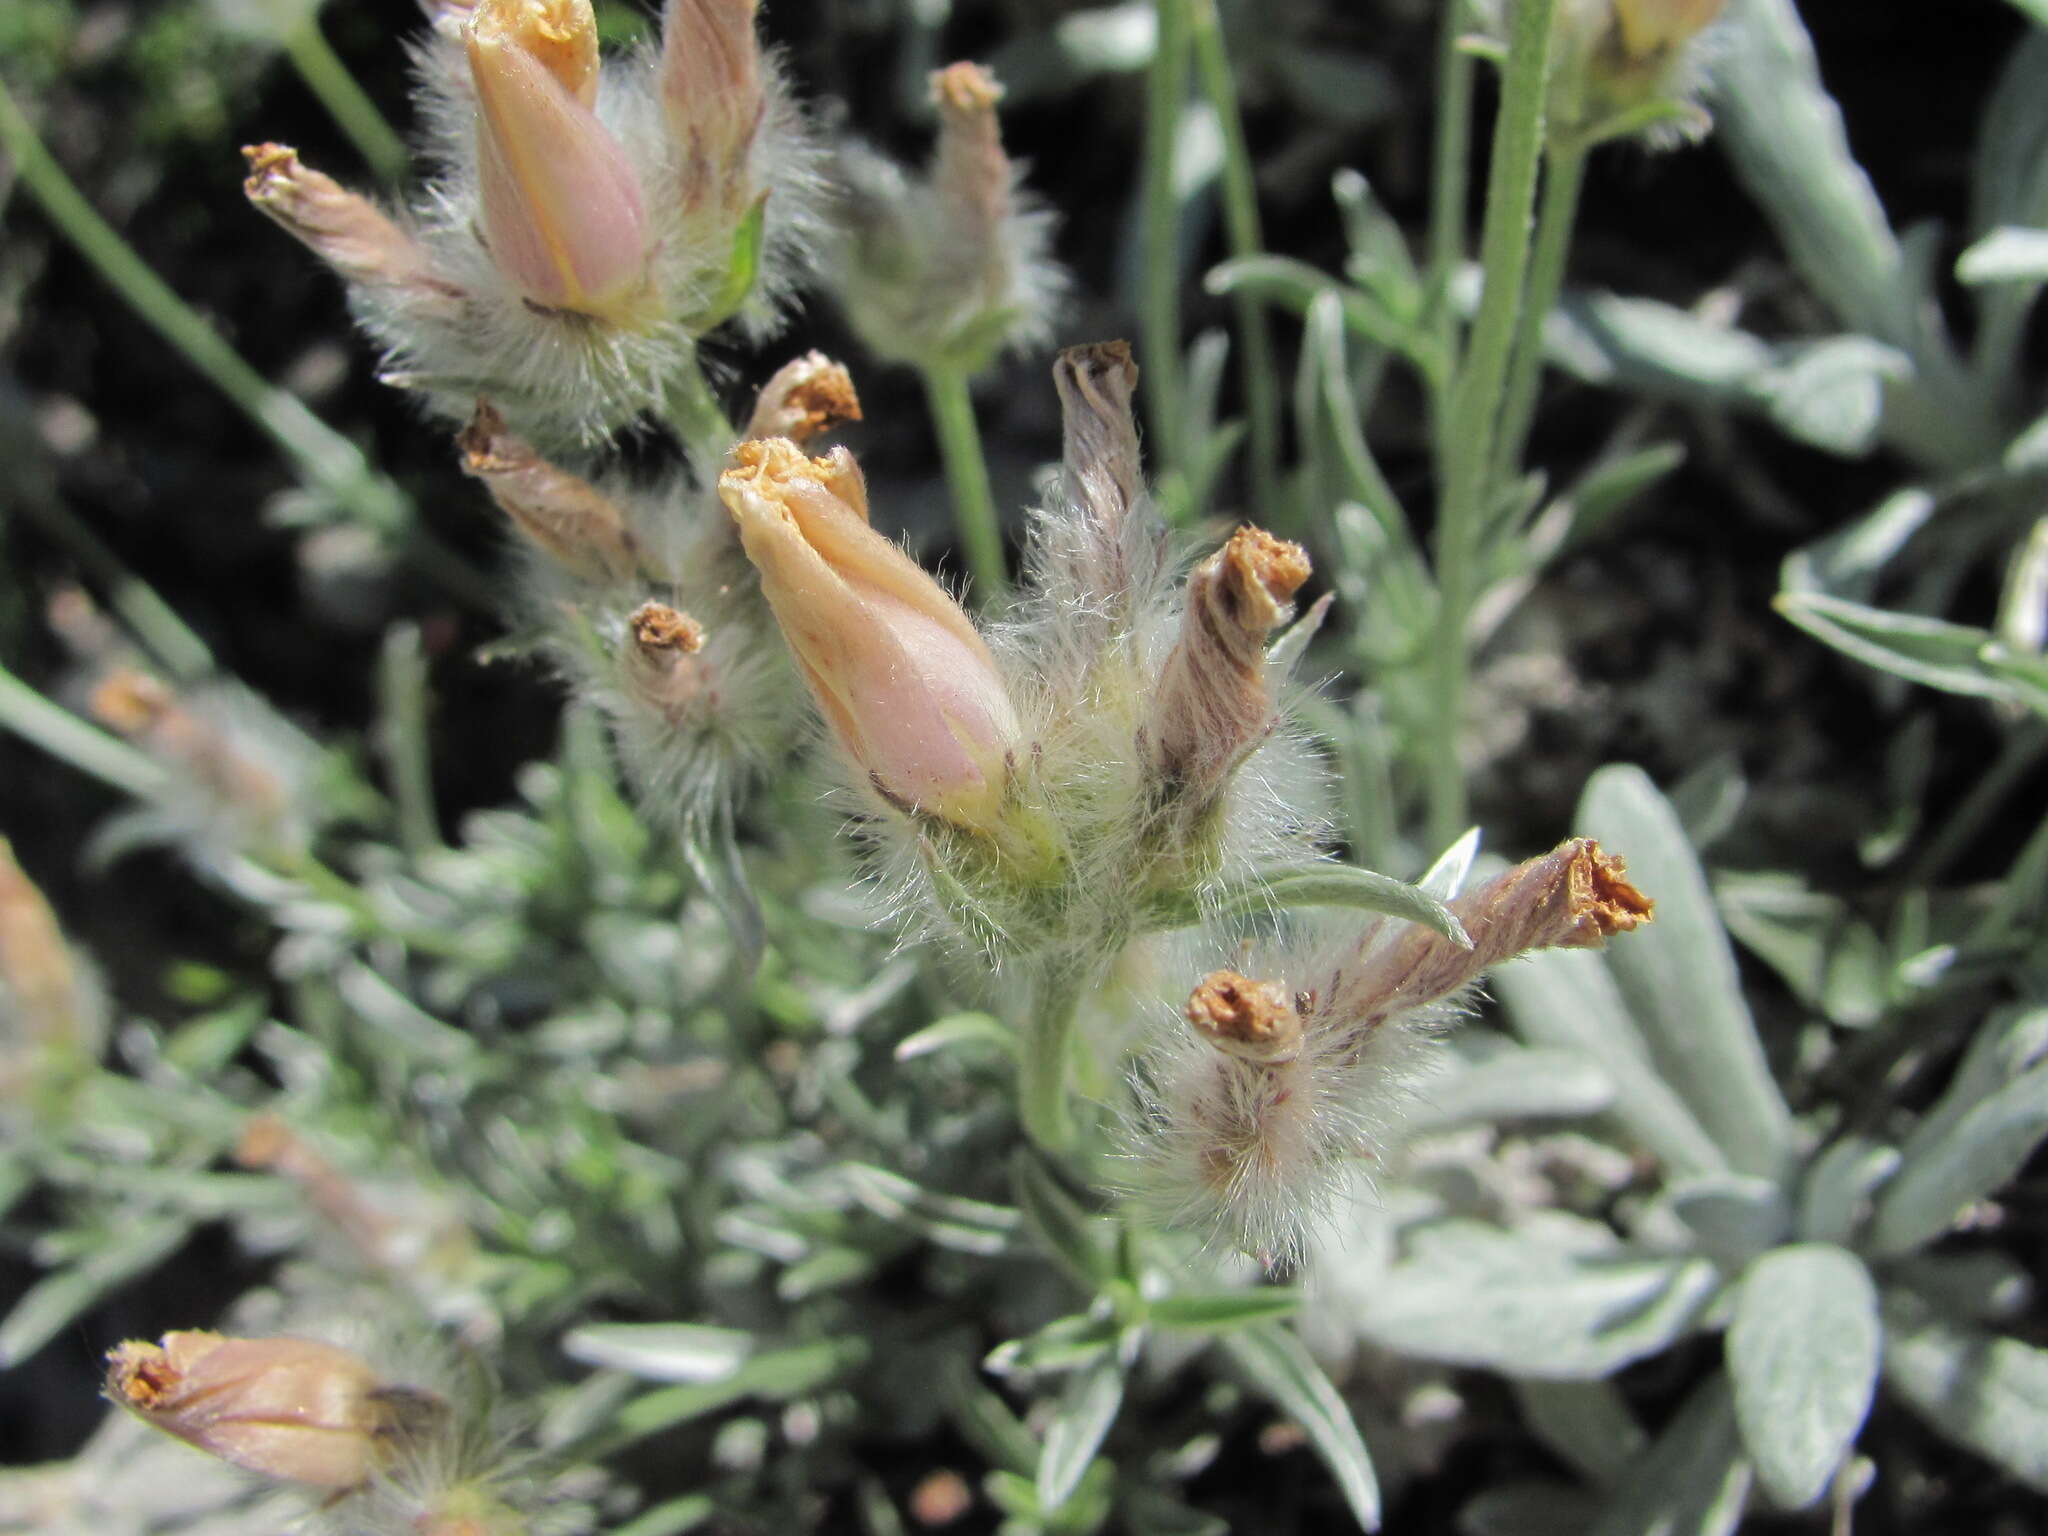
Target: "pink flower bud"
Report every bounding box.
[718,438,1022,832]
[105,1331,435,1488]
[465,0,653,323]
[661,0,765,212]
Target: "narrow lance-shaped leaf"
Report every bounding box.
[1220,1322,1381,1531]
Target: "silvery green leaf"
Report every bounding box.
[611,1496,715,1536]
[679,804,763,980]
[1417,827,1482,902]
[563,1324,754,1384]
[1775,592,2018,701]
[1714,872,1889,1027]
[1459,1482,1602,1536]
[1511,1379,1646,1486]
[1221,1322,1381,1532]
[605,1339,867,1452]
[1192,864,1469,947]
[1711,0,1902,341]
[1589,1375,1753,1536]
[1579,766,1794,1182]
[1403,1046,1614,1134]
[836,1163,1021,1255]
[1998,515,2048,655]
[1781,487,1936,604]
[1331,168,1420,317]
[1892,1250,2035,1324]
[1726,1244,1879,1508]
[1120,1486,1230,1536]
[1872,1060,2048,1255]
[893,1011,1014,1063]
[1493,947,1727,1176]
[1883,1293,2048,1492]
[1669,1176,1792,1272]
[1552,442,1688,549]
[986,1313,1119,1378]
[1667,752,1746,853]
[1795,1135,1901,1246]
[1750,337,1910,455]
[1549,290,1774,396]
[1150,1289,1303,1334]
[1957,225,2048,284]
[1011,1150,1115,1290]
[1348,1220,1719,1379]
[0,1217,187,1367]
[1037,1348,1126,1512]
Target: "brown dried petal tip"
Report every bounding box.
[744,353,863,446]
[631,602,706,654]
[1186,969,1304,1065]
[242,144,449,296]
[625,602,711,725]
[1053,341,1143,548]
[459,399,642,582]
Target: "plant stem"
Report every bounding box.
[0,663,166,802]
[1492,137,1587,489]
[1425,0,1476,374]
[664,350,733,472]
[1188,0,1280,525]
[376,624,442,858]
[0,82,494,608]
[919,365,1008,602]
[280,20,409,185]
[1425,0,1559,849]
[1141,0,1194,488]
[1019,962,1089,1152]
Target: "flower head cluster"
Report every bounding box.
[717,341,1326,978]
[1131,838,1655,1267]
[1549,0,1728,143]
[245,0,823,445]
[825,62,1065,375]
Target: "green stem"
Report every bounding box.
[1020,963,1090,1152]
[376,624,442,858]
[1492,137,1587,489]
[919,365,1008,602]
[1909,721,2048,884]
[664,350,733,472]
[280,21,409,185]
[0,663,167,801]
[1189,0,1280,525]
[7,492,215,681]
[1141,0,1194,488]
[0,82,493,607]
[1425,0,1476,371]
[1425,0,1559,848]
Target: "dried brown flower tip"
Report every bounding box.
[241,145,452,296]
[1147,525,1312,802]
[631,602,706,655]
[1325,838,1654,1036]
[744,353,863,446]
[236,1113,399,1263]
[625,602,713,725]
[105,1331,424,1488]
[930,62,1012,277]
[458,399,643,582]
[88,669,174,736]
[1186,969,1304,1064]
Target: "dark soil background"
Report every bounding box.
[3,0,2044,1528]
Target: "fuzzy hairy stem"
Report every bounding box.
[1019,963,1091,1152]
[1492,137,1588,488]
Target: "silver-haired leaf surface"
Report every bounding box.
[1726,1244,1879,1508]
[1493,946,1727,1176]
[1401,1045,1614,1135]
[1589,1374,1752,1536]
[563,1323,754,1383]
[1884,1293,2048,1493]
[1511,1379,1647,1487]
[1669,1175,1792,1273]
[1220,1322,1381,1532]
[1795,1135,1901,1246]
[1036,1349,1125,1513]
[1578,765,1793,1181]
[1347,1217,1719,1380]
[1899,1006,2048,1166]
[1873,1060,2048,1255]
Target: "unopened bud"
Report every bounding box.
[624,602,711,725]
[241,145,454,297]
[1047,341,1160,622]
[458,399,643,581]
[105,1331,437,1488]
[1186,969,1303,1065]
[744,353,863,446]
[1322,838,1653,1037]
[661,0,764,212]
[1147,526,1311,805]
[466,0,652,322]
[930,63,1010,286]
[718,438,1022,832]
[0,839,92,1054]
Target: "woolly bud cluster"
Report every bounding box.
[827,62,1065,375]
[243,0,822,444]
[1132,839,1654,1266]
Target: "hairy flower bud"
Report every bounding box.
[105,1331,436,1488]
[661,0,764,213]
[1610,0,1726,59]
[744,353,863,446]
[458,399,643,581]
[241,145,454,297]
[466,0,652,322]
[624,601,712,725]
[1147,526,1312,807]
[719,438,1022,832]
[1042,340,1164,626]
[0,839,89,1053]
